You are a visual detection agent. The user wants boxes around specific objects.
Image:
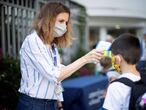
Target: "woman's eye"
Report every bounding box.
[57,20,68,25]
[59,20,64,23]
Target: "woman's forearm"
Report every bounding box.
[58,56,87,81]
[58,49,103,82]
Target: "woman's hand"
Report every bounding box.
[58,49,103,81]
[57,101,64,110]
[83,49,103,64]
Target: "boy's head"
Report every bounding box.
[111,33,141,65]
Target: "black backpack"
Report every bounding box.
[112,73,146,110]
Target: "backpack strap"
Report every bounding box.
[111,77,134,87]
[112,77,146,110]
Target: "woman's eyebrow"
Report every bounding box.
[59,19,65,22]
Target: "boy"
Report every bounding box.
[103,33,141,110]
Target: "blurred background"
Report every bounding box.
[0,0,146,110]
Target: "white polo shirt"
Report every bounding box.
[103,73,140,110]
[106,68,120,80]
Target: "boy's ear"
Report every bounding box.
[115,55,122,64]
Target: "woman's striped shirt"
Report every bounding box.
[18,31,63,101]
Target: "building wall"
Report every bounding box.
[0,0,88,63]
[72,0,146,19]
[72,0,146,48]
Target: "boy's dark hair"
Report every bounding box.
[111,33,141,64]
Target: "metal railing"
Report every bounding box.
[0,0,36,58]
[0,0,88,62]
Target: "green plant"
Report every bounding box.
[70,47,95,78]
[0,56,20,109]
[0,56,20,89]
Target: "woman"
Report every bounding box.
[16,2,103,110]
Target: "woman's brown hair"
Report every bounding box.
[33,2,72,48]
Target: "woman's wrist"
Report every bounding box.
[81,55,88,64]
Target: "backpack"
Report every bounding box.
[112,72,146,110]
[136,92,146,110]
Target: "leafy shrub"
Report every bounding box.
[70,47,95,78]
[0,56,20,110]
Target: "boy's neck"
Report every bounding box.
[121,63,140,76]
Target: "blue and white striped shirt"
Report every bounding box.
[18,31,63,101]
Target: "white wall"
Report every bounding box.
[72,0,146,44]
[72,0,146,19]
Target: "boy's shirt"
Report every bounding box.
[103,73,140,110]
[106,67,120,80]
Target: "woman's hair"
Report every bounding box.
[33,2,72,48]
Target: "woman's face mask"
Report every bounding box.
[53,23,67,37]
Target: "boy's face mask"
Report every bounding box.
[53,23,67,37]
[112,56,121,73]
[103,50,121,73]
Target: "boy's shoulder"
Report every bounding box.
[107,77,131,95]
[111,72,146,110]
[119,73,141,82]
[108,73,140,92]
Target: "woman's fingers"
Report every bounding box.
[85,49,103,63]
